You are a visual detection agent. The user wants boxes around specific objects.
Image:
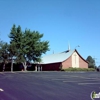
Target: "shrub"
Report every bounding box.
[62,68,95,71]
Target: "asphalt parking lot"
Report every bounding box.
[0,71,100,100]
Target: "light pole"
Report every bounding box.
[75,45,80,50]
[74,45,80,68]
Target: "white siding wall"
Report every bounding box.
[72,52,79,68]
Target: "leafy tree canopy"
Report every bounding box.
[98,65,100,68]
[0,41,10,71]
[0,41,9,63]
[86,56,95,68]
[9,24,49,70]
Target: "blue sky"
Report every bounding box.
[0,0,100,66]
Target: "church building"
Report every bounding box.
[35,48,88,71]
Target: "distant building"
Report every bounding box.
[35,49,88,71]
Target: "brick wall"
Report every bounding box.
[62,51,88,69]
[62,56,72,69]
[79,56,88,68]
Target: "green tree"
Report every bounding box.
[0,40,17,72]
[86,56,95,68]
[9,24,49,71]
[98,65,100,68]
[0,42,9,71]
[8,43,17,72]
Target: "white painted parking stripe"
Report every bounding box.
[52,79,67,80]
[0,88,4,91]
[63,81,78,82]
[62,75,100,80]
[78,83,100,85]
[11,72,16,73]
[0,72,3,74]
[63,79,100,83]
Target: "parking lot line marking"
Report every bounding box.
[11,72,16,73]
[0,72,5,74]
[63,81,78,82]
[52,77,99,81]
[0,88,4,91]
[52,79,65,80]
[78,83,100,85]
[63,75,100,80]
[52,78,71,80]
[63,79,100,83]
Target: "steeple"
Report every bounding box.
[68,42,70,51]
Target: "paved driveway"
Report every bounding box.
[0,71,100,100]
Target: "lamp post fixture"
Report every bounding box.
[75,45,80,50]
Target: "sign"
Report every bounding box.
[90,91,100,100]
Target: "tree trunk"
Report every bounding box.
[11,58,13,72]
[22,62,27,71]
[3,63,5,72]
